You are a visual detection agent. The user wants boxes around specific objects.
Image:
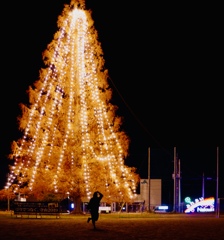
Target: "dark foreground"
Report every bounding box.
[0,212,224,240]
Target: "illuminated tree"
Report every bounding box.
[5,0,140,209]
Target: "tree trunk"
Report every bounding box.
[70,195,84,214]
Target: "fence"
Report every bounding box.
[12,201,60,218]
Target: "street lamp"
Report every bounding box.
[67,192,70,212]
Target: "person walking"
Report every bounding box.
[87,191,103,230]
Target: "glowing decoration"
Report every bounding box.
[184,197,215,213]
[184,197,191,204]
[4,0,139,203]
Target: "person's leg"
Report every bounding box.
[87,211,93,223]
[92,219,96,229]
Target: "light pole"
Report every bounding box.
[7,189,10,211]
[6,174,10,211]
[216,147,219,216]
[148,147,150,212]
[67,192,70,212]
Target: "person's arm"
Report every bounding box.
[97,191,103,200]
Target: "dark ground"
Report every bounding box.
[0,212,224,240]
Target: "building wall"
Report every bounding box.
[83,178,162,212]
[134,178,161,211]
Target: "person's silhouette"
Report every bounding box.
[87,191,103,229]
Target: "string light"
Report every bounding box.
[5,0,139,203]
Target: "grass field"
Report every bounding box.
[0,211,224,240]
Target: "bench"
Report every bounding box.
[99,206,111,213]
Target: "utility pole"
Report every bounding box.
[216,146,219,216]
[148,147,151,212]
[178,159,181,212]
[202,172,205,198]
[173,147,176,212]
[173,147,181,212]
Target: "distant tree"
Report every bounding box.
[5,0,140,213]
[0,188,16,201]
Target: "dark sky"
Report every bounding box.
[0,1,223,204]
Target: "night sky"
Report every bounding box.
[0,1,223,205]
